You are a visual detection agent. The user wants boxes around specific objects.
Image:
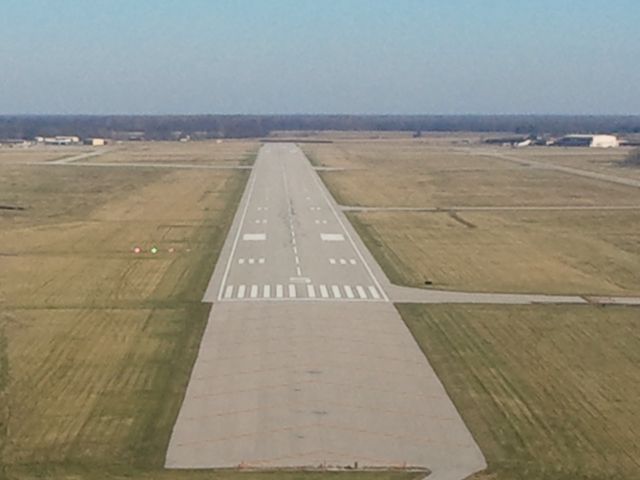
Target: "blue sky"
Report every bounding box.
[1,0,638,114]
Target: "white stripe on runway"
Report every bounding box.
[344,286,355,299]
[238,259,245,265]
[288,284,297,298]
[331,285,342,299]
[264,285,271,298]
[276,284,284,298]
[242,233,266,241]
[340,259,347,265]
[320,285,329,298]
[368,286,381,300]
[329,258,336,265]
[350,259,357,265]
[237,285,246,299]
[248,258,255,264]
[224,285,234,299]
[258,258,265,264]
[307,285,316,298]
[250,285,258,298]
[356,285,367,299]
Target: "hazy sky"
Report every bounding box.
[1,0,639,115]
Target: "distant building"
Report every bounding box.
[39,136,81,146]
[554,134,619,148]
[84,138,106,146]
[0,139,31,148]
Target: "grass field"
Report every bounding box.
[303,142,640,208]
[0,147,92,164]
[93,141,260,166]
[398,304,640,480]
[492,146,640,181]
[348,209,640,295]
[0,162,247,478]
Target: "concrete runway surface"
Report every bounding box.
[166,144,486,478]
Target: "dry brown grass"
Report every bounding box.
[498,146,640,180]
[399,304,640,480]
[303,142,640,208]
[349,209,640,295]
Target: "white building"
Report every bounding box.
[42,136,81,146]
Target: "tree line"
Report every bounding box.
[1,115,639,140]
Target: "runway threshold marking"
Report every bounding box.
[307,285,316,298]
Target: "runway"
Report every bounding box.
[166,144,486,478]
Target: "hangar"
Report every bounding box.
[554,134,620,148]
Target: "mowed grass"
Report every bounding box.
[348,210,640,295]
[398,304,640,480]
[303,142,640,208]
[94,140,260,166]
